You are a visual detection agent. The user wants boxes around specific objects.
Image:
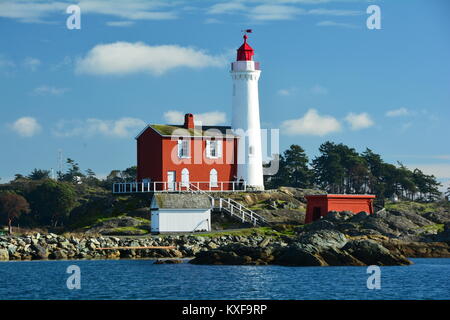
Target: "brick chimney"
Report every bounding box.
[184,113,195,129]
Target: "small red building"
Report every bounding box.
[305,194,376,224]
[135,113,239,191]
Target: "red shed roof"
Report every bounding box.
[305,194,376,199]
[236,34,254,61]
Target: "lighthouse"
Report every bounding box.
[231,34,264,190]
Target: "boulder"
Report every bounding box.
[296,230,348,251]
[154,259,184,264]
[319,247,365,266]
[31,244,48,260]
[0,249,9,261]
[342,239,411,266]
[49,250,68,260]
[190,250,254,265]
[433,223,450,243]
[274,244,325,266]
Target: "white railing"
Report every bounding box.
[189,183,267,227]
[112,181,247,194]
[214,198,268,226]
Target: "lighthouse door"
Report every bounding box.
[167,171,176,191]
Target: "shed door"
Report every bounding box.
[167,171,176,191]
[312,207,322,222]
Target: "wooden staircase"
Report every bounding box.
[188,183,269,227]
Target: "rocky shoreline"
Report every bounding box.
[2,204,449,265]
[1,229,449,266]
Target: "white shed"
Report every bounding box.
[150,194,212,233]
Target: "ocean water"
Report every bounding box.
[0,258,449,300]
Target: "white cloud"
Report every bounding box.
[207,2,247,14]
[345,112,374,130]
[310,84,328,95]
[32,85,69,96]
[163,110,227,126]
[10,117,42,137]
[23,57,41,71]
[278,85,327,96]
[0,56,15,69]
[386,107,410,117]
[54,117,146,138]
[195,111,227,126]
[0,0,176,23]
[105,21,135,27]
[281,108,341,136]
[204,18,222,24]
[407,164,450,179]
[308,8,362,16]
[75,42,226,76]
[316,20,358,28]
[251,4,304,20]
[277,87,297,96]
[0,1,67,23]
[78,0,176,20]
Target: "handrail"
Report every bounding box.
[226,198,268,224]
[112,181,247,193]
[188,183,266,227]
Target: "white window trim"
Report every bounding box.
[178,139,191,159]
[206,139,222,159]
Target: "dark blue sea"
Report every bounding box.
[0,258,449,300]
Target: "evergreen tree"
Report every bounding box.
[28,169,51,180]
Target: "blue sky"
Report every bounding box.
[0,0,449,190]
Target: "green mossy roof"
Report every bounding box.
[153,194,212,209]
[150,124,237,137]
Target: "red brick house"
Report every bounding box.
[135,113,240,191]
[305,194,376,223]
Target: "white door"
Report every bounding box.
[167,171,176,191]
[181,168,189,187]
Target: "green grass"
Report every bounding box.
[417,224,445,234]
[385,201,439,214]
[109,226,149,235]
[195,226,297,238]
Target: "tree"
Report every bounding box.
[13,174,26,181]
[121,166,137,181]
[28,180,77,226]
[28,169,51,180]
[0,193,30,234]
[281,145,313,188]
[264,145,313,189]
[58,158,85,183]
[83,169,100,186]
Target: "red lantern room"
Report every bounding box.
[236,35,254,61]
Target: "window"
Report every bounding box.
[206,139,222,159]
[178,139,190,158]
[210,169,218,187]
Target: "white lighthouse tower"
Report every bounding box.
[231,34,264,190]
